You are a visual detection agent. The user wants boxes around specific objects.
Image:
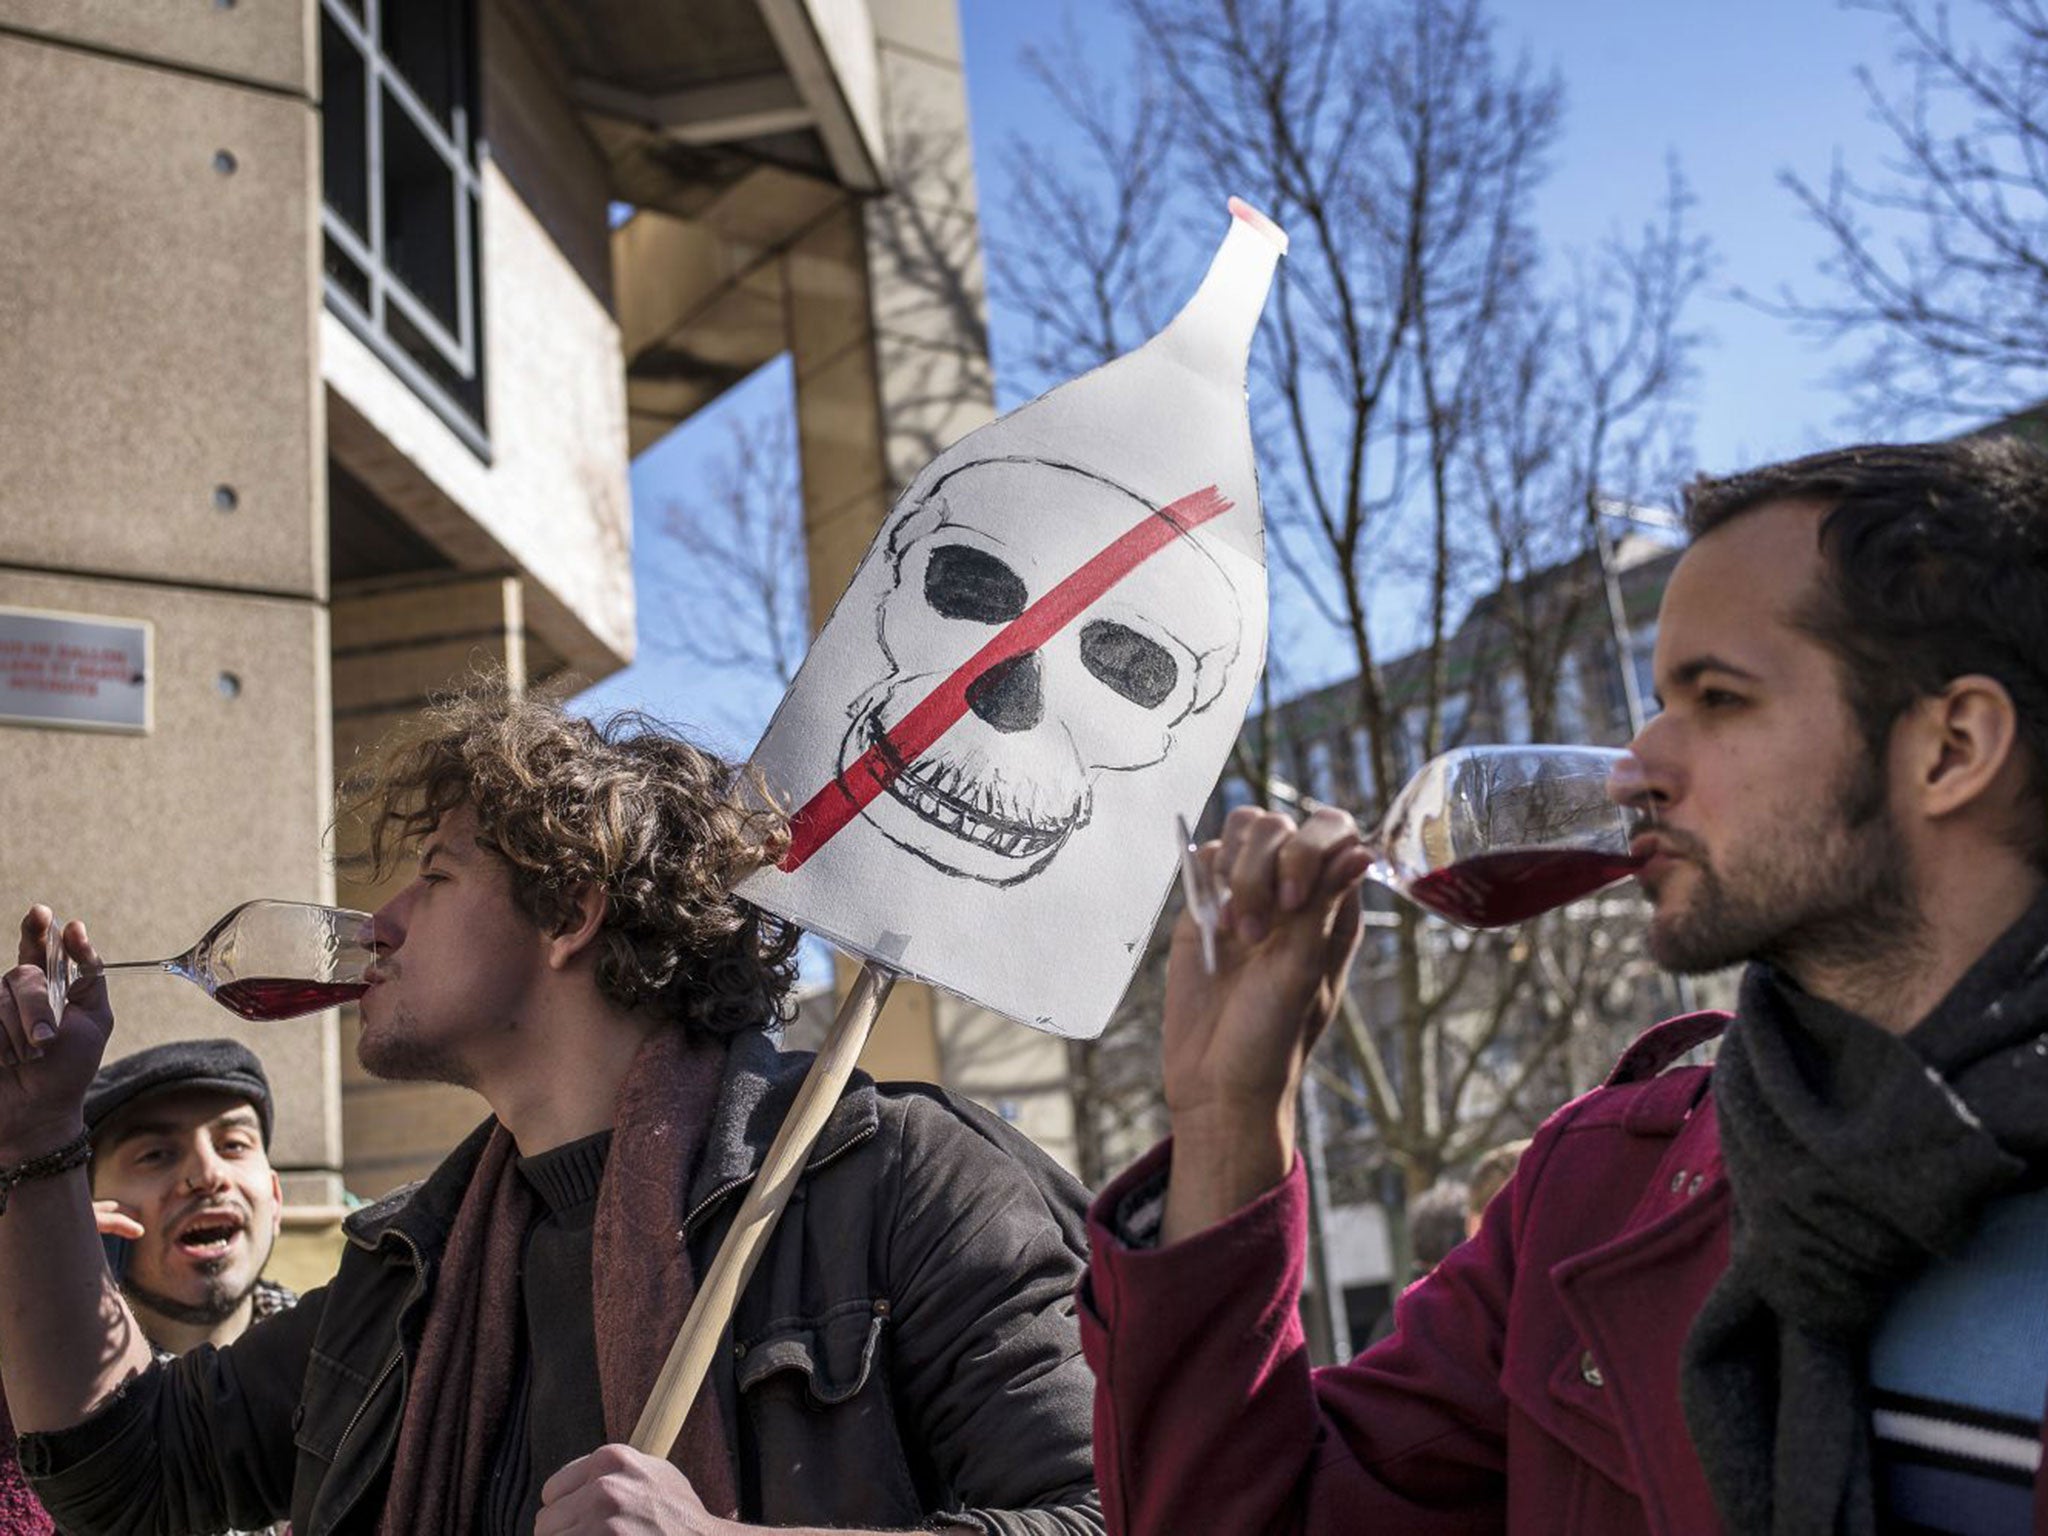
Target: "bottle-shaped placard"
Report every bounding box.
[739,199,1286,1039]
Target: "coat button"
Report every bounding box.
[1687,1174,1705,1196]
[732,1341,747,1360]
[873,1298,891,1317]
[1669,1170,1687,1193]
[1580,1350,1605,1388]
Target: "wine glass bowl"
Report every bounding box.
[1379,746,1646,927]
[45,900,376,1023]
[1177,744,1650,967]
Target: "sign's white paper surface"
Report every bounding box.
[740,202,1287,1039]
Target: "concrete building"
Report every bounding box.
[0,0,1030,1273]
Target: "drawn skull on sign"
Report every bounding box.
[837,456,1246,886]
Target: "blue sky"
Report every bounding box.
[580,0,1978,741]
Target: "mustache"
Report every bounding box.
[167,1196,253,1238]
[1636,823,1706,861]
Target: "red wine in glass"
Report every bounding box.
[45,900,376,1022]
[1365,745,1646,926]
[1406,848,1646,929]
[212,978,372,1022]
[1181,746,1647,956]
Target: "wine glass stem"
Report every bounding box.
[94,959,179,973]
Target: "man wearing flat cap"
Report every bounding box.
[0,1040,295,1536]
[82,1039,295,1359]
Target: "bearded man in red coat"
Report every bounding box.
[1084,439,2048,1536]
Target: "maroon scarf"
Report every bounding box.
[378,1026,737,1533]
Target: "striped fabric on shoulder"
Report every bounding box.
[1867,1185,2048,1535]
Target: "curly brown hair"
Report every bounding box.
[346,689,800,1036]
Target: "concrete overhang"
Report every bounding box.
[610,166,847,454]
[512,0,886,207]
[508,0,888,456]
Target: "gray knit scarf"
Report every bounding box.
[1681,892,2048,1533]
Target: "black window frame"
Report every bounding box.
[320,0,489,459]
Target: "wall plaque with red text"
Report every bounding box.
[0,605,152,733]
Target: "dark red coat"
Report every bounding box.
[1081,1013,2048,1535]
[0,1395,55,1536]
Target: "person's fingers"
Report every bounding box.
[17,907,52,970]
[1318,841,1374,899]
[531,1484,587,1536]
[1226,812,1294,943]
[1211,806,1261,893]
[539,1451,602,1509]
[0,920,93,1059]
[1292,893,1363,1056]
[0,970,29,1068]
[1274,808,1362,910]
[1325,887,1364,975]
[60,921,106,1014]
[542,1444,647,1510]
[93,1201,145,1240]
[532,1484,594,1536]
[8,961,55,1054]
[4,907,60,1065]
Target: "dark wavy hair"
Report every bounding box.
[346,690,800,1035]
[1684,436,2048,864]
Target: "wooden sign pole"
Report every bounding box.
[630,961,898,1457]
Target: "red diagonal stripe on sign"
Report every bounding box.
[779,484,1233,872]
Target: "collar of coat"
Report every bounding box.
[341,1027,880,1262]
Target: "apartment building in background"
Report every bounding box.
[0,0,1068,1283]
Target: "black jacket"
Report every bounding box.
[23,1031,1105,1535]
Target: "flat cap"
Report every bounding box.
[84,1039,275,1148]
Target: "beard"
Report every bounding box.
[122,1266,256,1329]
[1648,745,1925,977]
[356,998,479,1088]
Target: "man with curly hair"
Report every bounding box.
[0,693,1103,1536]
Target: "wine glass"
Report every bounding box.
[1180,745,1646,962]
[43,900,376,1023]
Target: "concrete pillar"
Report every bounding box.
[0,7,340,1203]
[328,574,526,1195]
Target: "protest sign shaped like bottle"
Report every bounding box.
[739,199,1286,1039]
[634,199,1288,1460]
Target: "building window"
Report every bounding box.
[1495,674,1530,743]
[1304,737,1338,805]
[1554,653,1588,742]
[1400,707,1428,773]
[1628,624,1660,724]
[321,0,487,452]
[1440,693,1470,751]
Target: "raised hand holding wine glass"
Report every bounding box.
[1159,807,1374,1246]
[0,907,160,1440]
[1158,744,1651,1246]
[0,908,114,1161]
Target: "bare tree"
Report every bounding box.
[996,0,1706,1197]
[1768,0,2048,426]
[647,408,810,705]
[994,27,1191,383]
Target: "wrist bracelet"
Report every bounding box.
[0,1129,92,1217]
